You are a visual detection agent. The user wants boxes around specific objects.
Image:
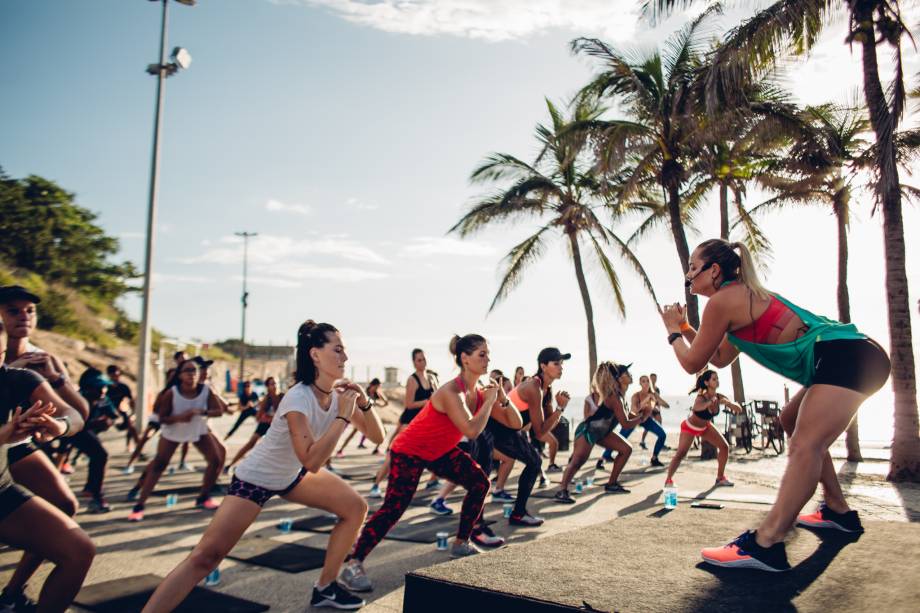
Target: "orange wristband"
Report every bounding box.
[680,321,692,333]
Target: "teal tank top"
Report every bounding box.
[726,294,865,386]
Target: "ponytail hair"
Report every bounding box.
[592,361,619,399]
[689,369,717,394]
[695,239,769,299]
[294,320,339,384]
[448,333,487,368]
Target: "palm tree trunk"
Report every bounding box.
[835,196,862,461]
[665,182,700,327]
[856,13,920,481]
[568,232,598,382]
[724,183,746,407]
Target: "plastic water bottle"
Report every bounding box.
[278,518,293,533]
[664,485,678,509]
[574,482,583,493]
[166,494,178,508]
[435,532,449,551]
[204,568,220,587]
[502,503,513,519]
[585,476,594,487]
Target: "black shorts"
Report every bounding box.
[812,338,891,395]
[255,422,271,437]
[0,484,32,521]
[147,420,161,432]
[7,442,38,465]
[399,408,422,425]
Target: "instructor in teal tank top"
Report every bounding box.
[660,238,890,572]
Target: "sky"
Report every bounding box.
[2,1,919,440]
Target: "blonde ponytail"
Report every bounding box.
[733,242,769,300]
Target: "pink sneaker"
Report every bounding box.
[196,497,219,510]
[127,508,145,522]
[60,462,74,475]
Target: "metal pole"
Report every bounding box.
[136,0,170,430]
[236,231,257,387]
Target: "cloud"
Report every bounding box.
[265,198,311,216]
[179,233,390,266]
[231,275,303,289]
[398,236,496,257]
[346,197,379,211]
[262,263,390,283]
[282,0,640,42]
[152,273,214,284]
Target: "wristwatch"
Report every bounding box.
[50,375,67,389]
[359,399,373,412]
[667,332,682,345]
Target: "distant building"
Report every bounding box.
[383,366,399,388]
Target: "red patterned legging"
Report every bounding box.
[350,448,489,561]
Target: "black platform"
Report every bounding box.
[403,508,920,613]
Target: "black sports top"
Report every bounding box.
[411,373,434,404]
[692,394,721,422]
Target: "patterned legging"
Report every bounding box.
[351,448,489,562]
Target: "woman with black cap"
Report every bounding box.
[491,347,570,526]
[554,362,650,503]
[661,238,890,572]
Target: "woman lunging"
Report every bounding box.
[142,320,385,611]
[128,360,225,521]
[619,375,669,467]
[661,238,890,572]
[555,362,649,503]
[340,334,511,593]
[664,370,741,488]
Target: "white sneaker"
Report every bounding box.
[367,484,383,499]
[449,541,480,558]
[338,559,373,592]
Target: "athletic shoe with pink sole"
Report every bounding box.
[701,530,790,572]
[797,503,864,533]
[127,505,145,522]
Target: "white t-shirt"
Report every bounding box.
[235,382,340,490]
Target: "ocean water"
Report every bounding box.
[559,391,899,444]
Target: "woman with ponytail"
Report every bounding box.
[143,321,386,611]
[663,370,741,490]
[554,362,650,504]
[661,239,890,572]
[342,334,520,592]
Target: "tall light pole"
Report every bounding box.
[136,0,195,429]
[236,231,258,387]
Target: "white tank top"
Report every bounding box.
[161,384,208,443]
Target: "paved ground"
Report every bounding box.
[0,414,916,612]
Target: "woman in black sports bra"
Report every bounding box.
[369,349,438,497]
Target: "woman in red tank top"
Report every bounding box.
[344,334,522,589]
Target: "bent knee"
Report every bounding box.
[50,529,95,568]
[189,546,225,573]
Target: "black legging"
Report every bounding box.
[488,422,541,517]
[225,407,257,439]
[68,430,108,496]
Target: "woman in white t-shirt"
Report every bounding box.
[142,320,385,612]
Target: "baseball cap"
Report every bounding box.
[537,347,572,364]
[613,363,633,377]
[0,285,41,305]
[192,356,214,368]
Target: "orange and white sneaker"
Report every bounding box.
[127,505,145,522]
[797,503,864,533]
[701,530,790,572]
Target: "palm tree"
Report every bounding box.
[451,98,658,379]
[745,103,871,460]
[649,0,920,481]
[570,7,722,328]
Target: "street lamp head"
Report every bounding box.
[171,47,192,70]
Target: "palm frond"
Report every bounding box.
[489,225,555,312]
[470,153,545,184]
[586,231,627,317]
[601,226,661,307]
